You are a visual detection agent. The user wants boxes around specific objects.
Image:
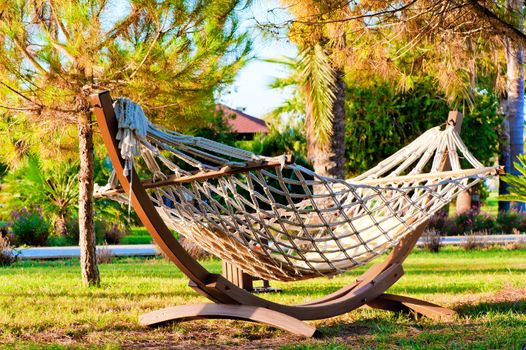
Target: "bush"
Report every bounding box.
[8,207,49,246]
[504,236,526,250]
[462,231,490,251]
[64,217,128,245]
[495,211,526,234]
[96,242,113,264]
[428,209,526,236]
[421,229,442,252]
[179,236,211,260]
[0,235,16,266]
[102,223,128,245]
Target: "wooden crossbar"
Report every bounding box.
[95,155,294,197]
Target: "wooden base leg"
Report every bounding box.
[139,303,317,337]
[366,293,456,321]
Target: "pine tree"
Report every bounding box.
[0,0,250,286]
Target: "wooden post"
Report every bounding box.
[222,261,253,291]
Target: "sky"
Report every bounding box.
[218,1,297,118]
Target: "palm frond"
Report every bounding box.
[298,43,336,146]
[500,155,526,203]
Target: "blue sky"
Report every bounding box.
[219,1,297,118]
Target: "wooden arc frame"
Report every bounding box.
[90,91,456,337]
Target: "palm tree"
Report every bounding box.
[278,1,348,179]
[300,44,346,179]
[501,0,525,212]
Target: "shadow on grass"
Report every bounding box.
[405,267,526,275]
[456,300,526,317]
[0,290,193,299]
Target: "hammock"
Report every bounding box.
[96,98,500,282]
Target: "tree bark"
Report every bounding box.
[54,215,68,236]
[456,191,472,215]
[307,68,346,179]
[504,0,525,212]
[78,111,100,286]
[498,101,511,213]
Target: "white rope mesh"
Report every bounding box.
[97,99,500,281]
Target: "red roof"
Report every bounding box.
[216,104,268,134]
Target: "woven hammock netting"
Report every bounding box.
[98,99,500,282]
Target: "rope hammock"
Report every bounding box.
[96,98,500,282]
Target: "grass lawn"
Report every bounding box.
[0,248,525,349]
[481,191,499,217]
[120,227,152,245]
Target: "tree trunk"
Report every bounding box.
[78,111,100,287]
[307,68,346,179]
[504,0,525,212]
[498,101,511,213]
[456,191,472,215]
[54,215,68,236]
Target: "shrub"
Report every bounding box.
[504,236,526,250]
[103,223,128,245]
[0,235,16,266]
[454,209,478,235]
[462,231,489,251]
[473,212,495,232]
[8,207,49,246]
[64,217,128,245]
[496,211,526,234]
[428,210,448,232]
[96,242,113,264]
[430,210,521,236]
[421,229,442,252]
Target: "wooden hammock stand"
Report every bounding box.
[90,91,456,337]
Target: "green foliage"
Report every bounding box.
[7,207,50,246]
[500,154,526,203]
[457,90,502,166]
[0,156,78,234]
[0,113,79,169]
[187,109,237,146]
[93,153,139,227]
[345,78,449,174]
[0,0,252,129]
[265,44,337,147]
[298,44,336,146]
[495,211,526,233]
[236,125,308,166]
[58,216,129,246]
[0,154,133,241]
[428,209,526,235]
[345,78,501,174]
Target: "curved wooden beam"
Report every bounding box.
[139,303,317,337]
[367,293,455,321]
[90,91,234,304]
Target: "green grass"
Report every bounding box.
[1,248,525,349]
[481,191,499,217]
[120,227,152,245]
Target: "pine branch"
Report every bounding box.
[11,36,48,76]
